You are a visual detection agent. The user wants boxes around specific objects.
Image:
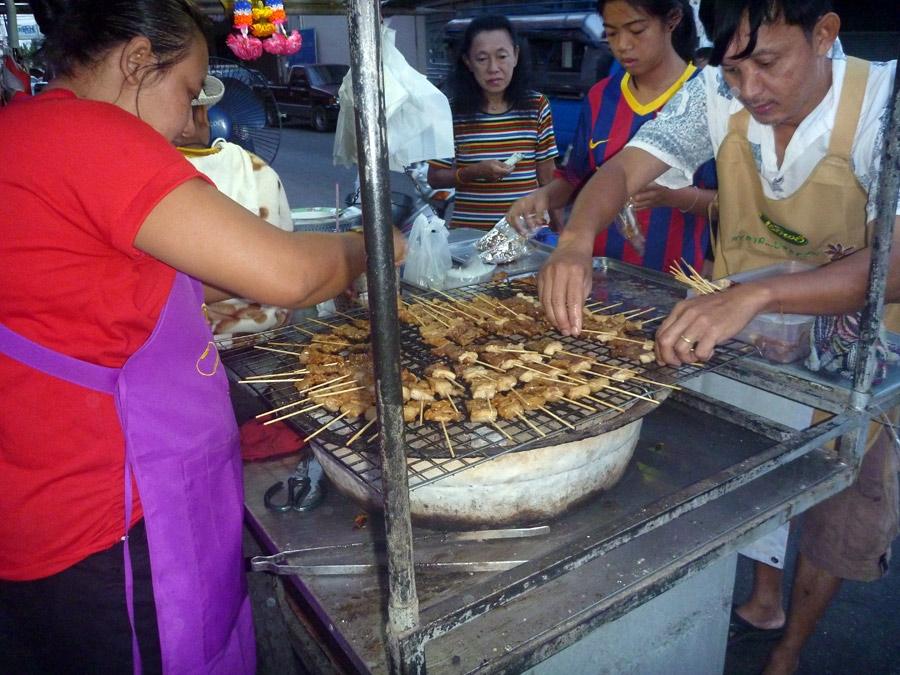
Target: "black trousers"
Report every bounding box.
[0,520,162,674]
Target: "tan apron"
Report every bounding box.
[714,56,871,279]
[715,55,897,450]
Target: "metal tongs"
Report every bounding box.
[250,525,549,576]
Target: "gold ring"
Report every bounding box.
[680,335,694,344]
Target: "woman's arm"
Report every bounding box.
[135,178,399,309]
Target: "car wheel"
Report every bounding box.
[311,107,330,132]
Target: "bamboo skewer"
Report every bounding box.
[346,418,376,446]
[641,314,665,324]
[585,395,626,412]
[441,421,456,457]
[579,329,650,345]
[254,345,306,356]
[539,406,575,430]
[264,402,324,425]
[304,411,351,443]
[517,413,547,438]
[243,368,309,379]
[586,301,622,312]
[618,307,655,319]
[492,422,514,442]
[238,377,309,384]
[560,396,597,412]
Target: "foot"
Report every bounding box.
[734,602,785,631]
[762,644,800,675]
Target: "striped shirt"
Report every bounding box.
[560,65,715,271]
[430,91,558,229]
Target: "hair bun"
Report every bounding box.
[28,0,69,36]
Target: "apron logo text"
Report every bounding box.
[759,213,808,247]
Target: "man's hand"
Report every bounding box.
[630,182,676,211]
[507,188,551,235]
[538,235,594,336]
[655,283,773,365]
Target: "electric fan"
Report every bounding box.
[207,57,281,165]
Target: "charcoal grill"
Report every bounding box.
[220,270,752,521]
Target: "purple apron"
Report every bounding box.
[0,272,255,674]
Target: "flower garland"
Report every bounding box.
[227,0,302,61]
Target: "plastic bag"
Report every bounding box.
[477,215,547,264]
[615,199,645,256]
[334,26,454,171]
[402,214,452,289]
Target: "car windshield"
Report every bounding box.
[306,65,349,87]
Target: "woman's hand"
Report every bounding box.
[464,159,514,182]
[392,227,407,266]
[654,283,773,365]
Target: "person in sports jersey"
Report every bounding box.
[427,15,560,230]
[508,0,717,272]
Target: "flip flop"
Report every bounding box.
[728,606,785,645]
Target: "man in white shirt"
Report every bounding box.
[517,1,899,673]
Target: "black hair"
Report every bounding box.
[706,0,833,66]
[449,14,532,117]
[597,0,698,63]
[29,0,208,79]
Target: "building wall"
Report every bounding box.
[293,14,427,72]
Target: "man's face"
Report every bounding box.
[721,14,837,129]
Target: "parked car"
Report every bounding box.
[263,63,349,132]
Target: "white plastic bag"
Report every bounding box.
[334,26,454,171]
[402,214,452,290]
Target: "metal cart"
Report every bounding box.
[229,2,900,672]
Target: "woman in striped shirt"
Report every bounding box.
[428,15,559,230]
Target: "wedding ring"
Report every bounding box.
[680,335,695,344]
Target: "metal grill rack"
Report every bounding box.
[221,274,753,494]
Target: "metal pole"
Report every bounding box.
[345,1,422,672]
[4,0,19,49]
[850,76,900,412]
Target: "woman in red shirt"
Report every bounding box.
[0,1,403,672]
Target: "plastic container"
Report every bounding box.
[725,261,816,363]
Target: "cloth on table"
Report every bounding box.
[240,418,305,462]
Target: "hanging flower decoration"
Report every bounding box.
[250,3,275,38]
[227,1,301,60]
[261,1,302,56]
[226,0,263,61]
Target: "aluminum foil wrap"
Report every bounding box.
[476,218,531,264]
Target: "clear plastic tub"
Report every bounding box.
[724,261,816,363]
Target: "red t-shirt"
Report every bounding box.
[0,89,206,580]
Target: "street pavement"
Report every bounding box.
[265,124,900,675]
[269,122,419,212]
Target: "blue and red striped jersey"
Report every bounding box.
[561,65,715,271]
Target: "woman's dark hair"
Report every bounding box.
[28,0,208,79]
[707,0,833,66]
[597,0,698,63]
[449,14,532,117]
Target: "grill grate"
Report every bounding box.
[220,276,752,493]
